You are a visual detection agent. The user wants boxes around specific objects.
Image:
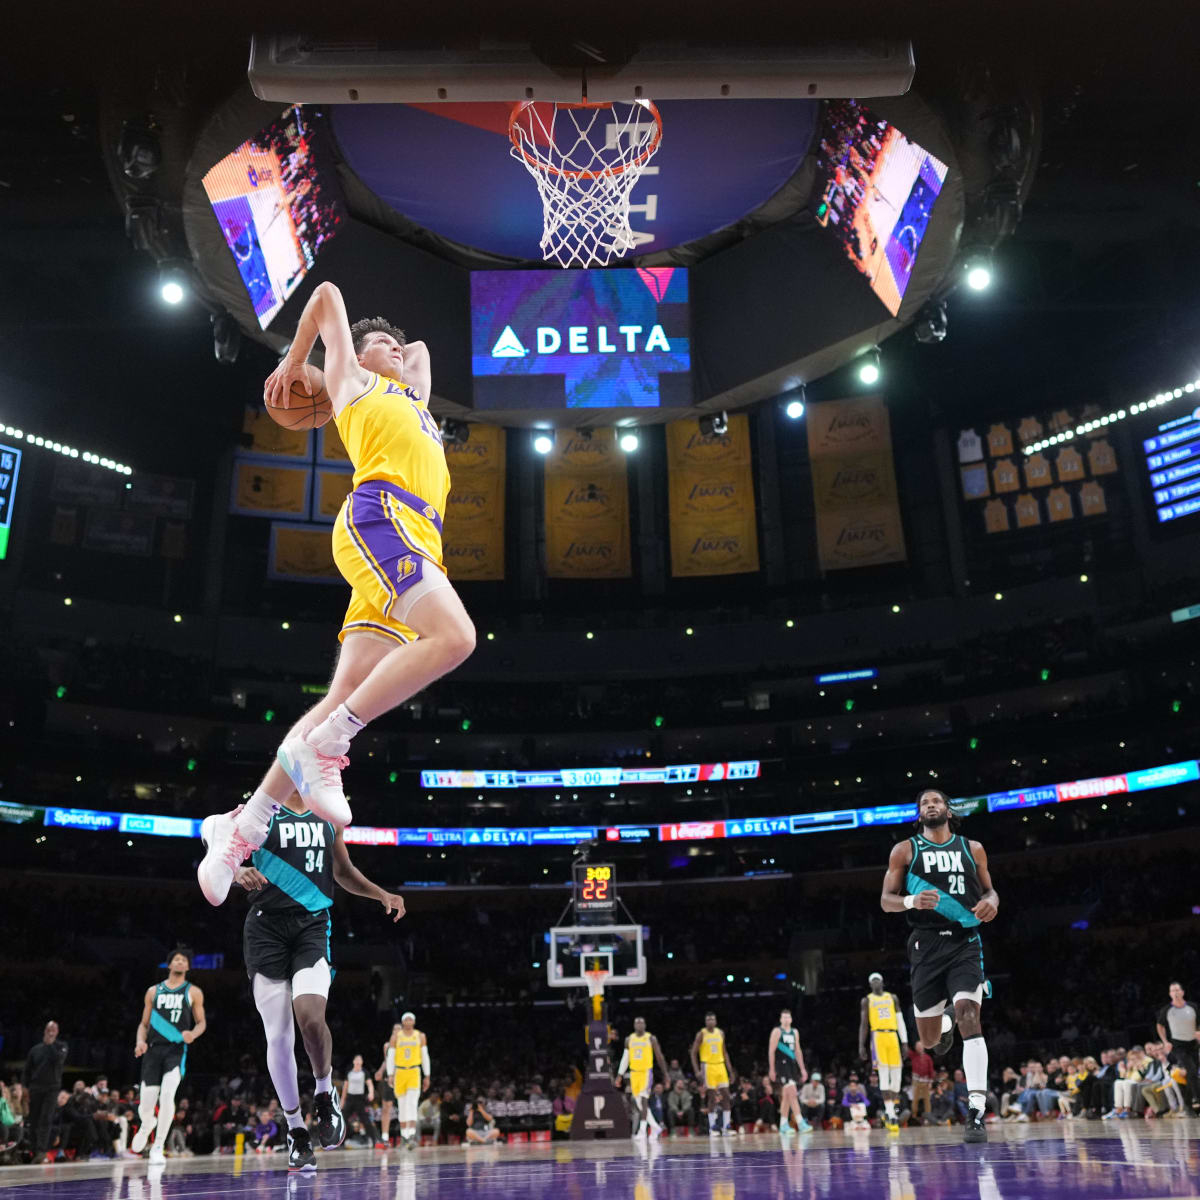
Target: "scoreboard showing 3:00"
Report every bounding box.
[574,862,617,924]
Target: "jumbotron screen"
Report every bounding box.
[813,99,948,316]
[202,106,344,329]
[1143,406,1200,525]
[470,267,692,409]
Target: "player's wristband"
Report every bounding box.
[903,895,915,910]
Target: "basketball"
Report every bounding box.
[266,366,332,431]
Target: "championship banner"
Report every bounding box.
[230,460,312,519]
[543,429,631,578]
[241,409,312,460]
[807,396,907,570]
[666,414,760,577]
[268,522,341,583]
[318,420,351,465]
[314,469,354,523]
[443,425,506,581]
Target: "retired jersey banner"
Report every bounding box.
[543,429,631,578]
[314,468,354,523]
[268,522,341,583]
[230,460,312,519]
[241,409,312,460]
[443,424,506,581]
[807,396,906,570]
[666,414,760,577]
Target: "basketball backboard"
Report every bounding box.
[547,924,646,989]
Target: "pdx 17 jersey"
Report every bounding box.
[147,980,194,1047]
[250,807,336,916]
[904,833,982,930]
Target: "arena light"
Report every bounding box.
[963,247,993,291]
[857,348,881,386]
[1,420,131,474]
[1023,372,1200,455]
[619,431,639,452]
[784,384,807,420]
[698,411,728,438]
[533,433,553,455]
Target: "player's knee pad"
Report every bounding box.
[292,959,332,1000]
[253,974,295,1042]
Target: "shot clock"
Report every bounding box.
[573,861,617,924]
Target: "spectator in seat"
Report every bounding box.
[841,1074,869,1130]
[865,1072,886,1125]
[909,1042,934,1123]
[929,1080,956,1125]
[733,1080,757,1130]
[666,1079,693,1134]
[1,1081,27,1148]
[754,1078,778,1132]
[417,1093,441,1143]
[799,1073,826,1128]
[1110,1047,1148,1120]
[441,1090,466,1142]
[647,1083,667,1134]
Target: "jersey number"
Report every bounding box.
[947,874,965,895]
[169,1009,181,1024]
[305,849,325,874]
[411,400,442,443]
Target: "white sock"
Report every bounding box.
[306,704,365,756]
[285,1107,305,1131]
[962,1035,988,1111]
[884,1100,896,1120]
[708,1110,718,1131]
[315,1072,333,1094]
[236,788,280,841]
[721,1108,731,1128]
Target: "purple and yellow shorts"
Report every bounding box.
[331,479,450,645]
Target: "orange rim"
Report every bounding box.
[508,99,663,181]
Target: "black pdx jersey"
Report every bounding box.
[904,832,982,931]
[147,980,195,1047]
[250,806,336,916]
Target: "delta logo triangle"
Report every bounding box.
[491,325,529,358]
[636,267,675,302]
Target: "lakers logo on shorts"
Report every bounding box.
[397,555,417,582]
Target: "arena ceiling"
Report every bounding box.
[0,3,1196,471]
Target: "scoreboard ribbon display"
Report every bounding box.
[16,757,1198,848]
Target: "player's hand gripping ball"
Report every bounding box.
[264,362,332,431]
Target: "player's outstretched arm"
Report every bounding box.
[402,339,431,404]
[265,281,368,413]
[184,987,206,1043]
[332,830,406,921]
[969,841,999,922]
[134,985,155,1057]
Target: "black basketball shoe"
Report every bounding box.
[287,1127,317,1172]
[931,1011,955,1058]
[313,1090,346,1149]
[963,1110,986,1143]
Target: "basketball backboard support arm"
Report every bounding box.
[248,37,915,104]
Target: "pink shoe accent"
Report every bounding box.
[318,754,350,788]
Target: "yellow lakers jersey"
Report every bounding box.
[868,992,899,1033]
[336,372,451,514]
[700,1029,725,1064]
[392,1030,422,1071]
[628,1032,652,1070]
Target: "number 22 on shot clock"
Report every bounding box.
[573,862,616,918]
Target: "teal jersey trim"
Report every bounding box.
[904,866,981,928]
[150,1011,184,1044]
[777,1030,798,1062]
[252,847,334,913]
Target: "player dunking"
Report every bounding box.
[880,789,998,1143]
[389,1012,430,1150]
[768,1008,811,1134]
[691,1012,735,1137]
[199,280,475,903]
[221,791,405,1171]
[859,972,908,1133]
[130,949,206,1162]
[618,1017,669,1140]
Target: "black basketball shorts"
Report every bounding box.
[141,1042,186,1085]
[908,927,986,1014]
[775,1056,801,1087]
[244,907,332,981]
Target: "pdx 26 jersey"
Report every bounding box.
[904,832,982,931]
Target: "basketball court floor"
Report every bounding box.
[2,1125,1197,1200]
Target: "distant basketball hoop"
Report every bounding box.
[508,99,663,269]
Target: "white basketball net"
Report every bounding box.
[509,100,663,269]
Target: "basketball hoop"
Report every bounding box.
[584,966,610,1021]
[509,99,663,269]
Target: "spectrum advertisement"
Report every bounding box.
[470,268,691,410]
